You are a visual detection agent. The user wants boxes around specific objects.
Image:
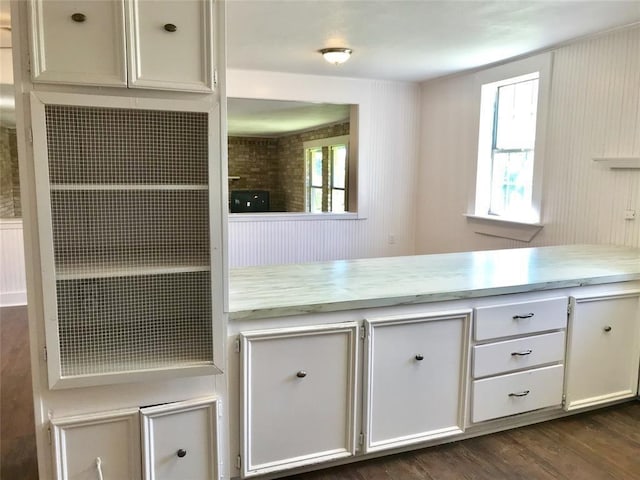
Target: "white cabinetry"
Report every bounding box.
[363,310,470,453]
[52,408,142,480]
[240,323,359,478]
[564,291,640,410]
[29,0,214,91]
[470,297,567,423]
[31,92,224,389]
[52,398,219,480]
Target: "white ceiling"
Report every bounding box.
[227,0,640,82]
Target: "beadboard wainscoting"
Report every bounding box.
[0,219,26,306]
[416,25,640,254]
[227,70,421,267]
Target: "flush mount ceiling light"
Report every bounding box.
[319,47,352,65]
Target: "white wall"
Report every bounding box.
[0,219,26,306]
[227,69,421,266]
[416,25,640,253]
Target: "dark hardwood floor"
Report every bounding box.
[2,305,639,480]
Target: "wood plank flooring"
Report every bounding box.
[2,305,639,480]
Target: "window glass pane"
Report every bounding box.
[310,187,323,213]
[489,151,534,216]
[331,189,345,213]
[310,148,323,187]
[332,145,347,189]
[495,78,538,151]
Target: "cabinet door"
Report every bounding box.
[240,323,358,478]
[29,0,127,86]
[140,398,219,480]
[51,409,141,480]
[127,0,214,91]
[363,310,470,453]
[564,292,640,410]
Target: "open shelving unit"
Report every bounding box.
[32,94,223,388]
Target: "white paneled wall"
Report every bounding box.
[416,25,640,253]
[0,219,27,306]
[227,70,421,266]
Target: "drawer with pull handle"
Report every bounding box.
[473,331,566,378]
[471,364,564,423]
[474,297,568,341]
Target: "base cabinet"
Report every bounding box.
[363,311,470,452]
[240,323,359,478]
[564,292,640,410]
[51,397,219,480]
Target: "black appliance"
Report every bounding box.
[230,190,270,213]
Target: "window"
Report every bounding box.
[472,53,551,228]
[304,135,349,213]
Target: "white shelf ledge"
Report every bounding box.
[592,157,640,169]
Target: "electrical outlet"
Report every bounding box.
[624,209,636,220]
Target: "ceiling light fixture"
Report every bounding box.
[319,47,352,65]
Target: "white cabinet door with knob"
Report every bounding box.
[240,323,359,478]
[51,408,141,480]
[363,310,471,453]
[126,0,214,91]
[140,397,219,480]
[29,0,128,86]
[564,292,640,410]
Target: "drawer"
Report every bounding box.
[473,331,566,378]
[475,297,567,341]
[472,364,564,423]
[140,398,219,480]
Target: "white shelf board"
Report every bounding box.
[56,262,210,280]
[50,184,209,191]
[592,157,640,169]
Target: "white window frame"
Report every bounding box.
[303,135,350,213]
[466,53,552,242]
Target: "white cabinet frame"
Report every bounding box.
[240,323,359,478]
[564,291,640,411]
[363,310,471,453]
[30,91,224,389]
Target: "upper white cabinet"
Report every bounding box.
[29,0,215,91]
[363,311,470,453]
[564,291,640,410]
[28,0,127,86]
[240,323,359,478]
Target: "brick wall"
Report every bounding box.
[227,122,349,213]
[0,127,21,218]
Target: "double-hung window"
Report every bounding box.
[472,53,551,230]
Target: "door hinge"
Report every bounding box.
[567,303,572,316]
[218,400,223,418]
[42,346,47,362]
[234,337,241,353]
[358,433,364,446]
[47,425,52,445]
[213,69,218,88]
[235,454,241,469]
[561,394,566,407]
[360,324,366,340]
[28,128,33,144]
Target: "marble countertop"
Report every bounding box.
[228,244,640,320]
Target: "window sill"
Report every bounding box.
[464,214,543,242]
[229,212,362,222]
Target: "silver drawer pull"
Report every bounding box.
[511,349,533,356]
[296,370,307,378]
[508,390,530,397]
[513,313,534,319]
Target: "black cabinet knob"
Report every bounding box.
[415,354,424,361]
[296,370,307,378]
[164,23,177,32]
[71,13,86,23]
[177,449,187,458]
[603,325,612,332]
